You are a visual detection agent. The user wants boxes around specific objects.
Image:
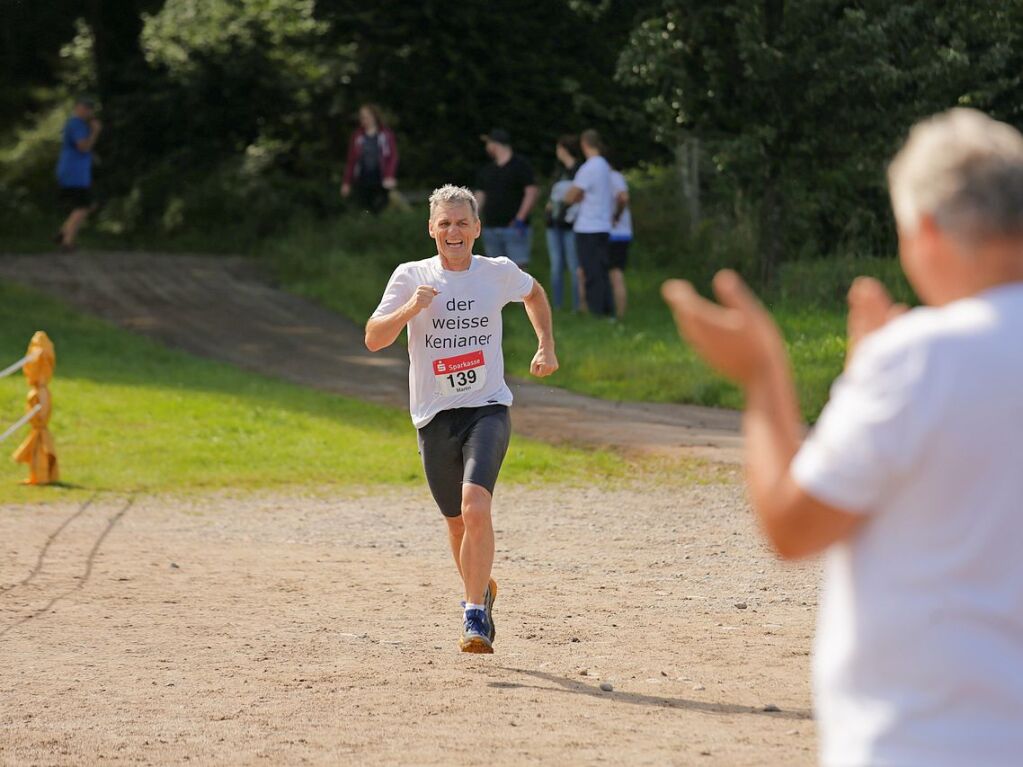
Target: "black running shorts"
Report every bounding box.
[417,404,511,518]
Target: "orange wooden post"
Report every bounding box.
[12,332,58,485]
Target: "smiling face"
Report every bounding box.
[429,202,480,263]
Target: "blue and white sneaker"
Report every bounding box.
[459,607,493,654]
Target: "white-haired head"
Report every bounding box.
[889,108,1023,245]
[429,184,479,220]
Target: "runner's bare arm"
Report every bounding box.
[662,271,863,560]
[522,281,558,377]
[365,285,438,352]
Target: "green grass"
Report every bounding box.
[0,281,627,504]
[260,207,914,421]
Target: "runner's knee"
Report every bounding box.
[445,515,465,536]
[461,484,492,527]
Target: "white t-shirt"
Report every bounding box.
[571,155,613,234]
[371,255,535,428]
[791,283,1023,767]
[609,170,632,241]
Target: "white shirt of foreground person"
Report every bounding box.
[792,283,1023,767]
[571,154,613,234]
[371,254,534,428]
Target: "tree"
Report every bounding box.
[618,0,1023,282]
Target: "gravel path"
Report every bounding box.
[0,484,818,765]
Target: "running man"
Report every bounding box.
[55,96,101,252]
[365,184,558,653]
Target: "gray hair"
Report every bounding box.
[429,184,479,220]
[888,108,1023,244]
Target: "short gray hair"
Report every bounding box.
[888,108,1023,243]
[429,184,479,220]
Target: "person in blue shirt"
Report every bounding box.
[55,97,102,252]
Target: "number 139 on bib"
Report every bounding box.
[433,350,487,396]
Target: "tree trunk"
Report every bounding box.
[86,0,154,106]
[675,136,701,231]
[758,169,784,287]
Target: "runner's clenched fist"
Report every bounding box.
[530,347,559,378]
[409,285,440,313]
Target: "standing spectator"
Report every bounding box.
[609,166,632,319]
[55,96,101,252]
[342,104,399,215]
[474,129,539,268]
[663,108,1023,767]
[565,129,614,316]
[545,135,582,311]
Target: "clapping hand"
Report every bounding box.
[662,270,785,387]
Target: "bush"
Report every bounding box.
[774,256,916,311]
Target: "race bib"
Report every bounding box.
[433,350,487,396]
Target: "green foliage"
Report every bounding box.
[618,0,1023,279]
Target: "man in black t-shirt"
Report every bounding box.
[474,129,539,268]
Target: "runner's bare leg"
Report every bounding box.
[459,482,494,605]
[61,207,89,246]
[445,515,465,580]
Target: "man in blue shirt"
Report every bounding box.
[55,97,102,252]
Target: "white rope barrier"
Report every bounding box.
[0,404,42,444]
[0,351,39,380]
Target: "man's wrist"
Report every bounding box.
[402,299,420,318]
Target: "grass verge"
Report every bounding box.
[0,281,631,505]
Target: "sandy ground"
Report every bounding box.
[1,483,820,766]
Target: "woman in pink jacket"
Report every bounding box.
[341,104,399,215]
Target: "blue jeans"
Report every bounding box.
[545,227,580,311]
[482,226,532,267]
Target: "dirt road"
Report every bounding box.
[1,484,818,766]
[0,252,742,462]
[0,251,824,766]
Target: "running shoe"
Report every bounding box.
[459,608,493,654]
[485,578,498,643]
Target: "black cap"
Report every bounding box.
[481,128,511,146]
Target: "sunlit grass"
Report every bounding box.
[0,281,628,504]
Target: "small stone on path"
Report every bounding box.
[599,682,613,692]
[734,601,747,610]
[762,703,781,712]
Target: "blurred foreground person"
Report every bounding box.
[55,96,101,252]
[342,104,398,215]
[664,109,1023,767]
